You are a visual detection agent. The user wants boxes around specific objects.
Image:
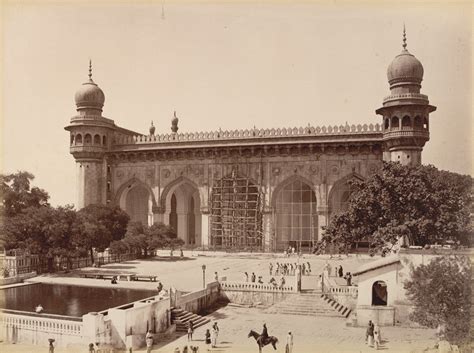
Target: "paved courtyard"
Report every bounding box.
[31,250,374,293]
[5,252,438,352]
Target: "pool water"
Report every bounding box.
[0,283,156,317]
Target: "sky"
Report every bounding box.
[1,1,472,207]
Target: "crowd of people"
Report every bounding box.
[269,262,311,276]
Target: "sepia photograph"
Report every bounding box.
[0,1,472,352]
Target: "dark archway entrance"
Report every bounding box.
[372,281,388,306]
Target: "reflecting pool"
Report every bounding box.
[0,283,156,317]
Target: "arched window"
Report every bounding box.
[423,117,429,129]
[103,136,107,146]
[372,281,388,306]
[275,179,318,252]
[84,134,92,145]
[402,116,411,128]
[94,134,101,145]
[391,116,399,129]
[414,116,422,128]
[384,118,389,130]
[70,134,75,145]
[75,134,83,145]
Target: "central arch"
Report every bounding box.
[162,178,202,246]
[115,178,157,226]
[272,176,318,252]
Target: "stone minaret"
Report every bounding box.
[65,61,112,209]
[376,27,436,166]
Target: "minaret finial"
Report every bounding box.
[402,24,407,50]
[88,59,93,81]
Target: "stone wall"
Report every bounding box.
[220,281,297,306]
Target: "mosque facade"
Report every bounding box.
[65,31,436,252]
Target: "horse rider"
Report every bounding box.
[260,323,269,344]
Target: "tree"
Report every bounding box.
[0,171,49,217]
[404,256,471,346]
[111,222,182,257]
[1,205,80,270]
[74,204,130,263]
[320,162,472,255]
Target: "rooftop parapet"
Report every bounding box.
[114,123,382,146]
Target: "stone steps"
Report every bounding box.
[265,293,351,318]
[171,308,210,333]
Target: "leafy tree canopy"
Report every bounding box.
[74,204,130,262]
[0,171,49,217]
[2,205,80,258]
[110,222,182,257]
[404,256,471,346]
[321,162,472,255]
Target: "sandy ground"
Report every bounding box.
[1,252,437,353]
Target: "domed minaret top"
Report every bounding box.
[386,26,424,92]
[74,60,105,114]
[171,111,179,133]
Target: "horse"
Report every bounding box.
[248,330,278,352]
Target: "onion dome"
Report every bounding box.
[387,26,424,87]
[74,60,105,111]
[171,111,179,133]
[149,121,156,135]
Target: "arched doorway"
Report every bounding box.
[164,181,201,246]
[125,184,151,225]
[372,281,388,306]
[274,178,318,252]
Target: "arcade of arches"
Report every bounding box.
[118,175,364,252]
[120,181,201,246]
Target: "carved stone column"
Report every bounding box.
[200,206,210,249]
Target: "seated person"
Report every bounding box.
[111,276,118,284]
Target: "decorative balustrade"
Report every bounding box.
[220,281,294,293]
[114,123,382,146]
[328,286,358,296]
[383,93,428,103]
[0,310,83,336]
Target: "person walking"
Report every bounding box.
[338,265,344,277]
[211,322,219,347]
[146,330,154,353]
[344,272,352,286]
[205,328,211,350]
[366,320,374,347]
[187,320,194,341]
[88,343,95,353]
[373,324,381,349]
[285,331,293,353]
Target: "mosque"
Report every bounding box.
[65,29,436,252]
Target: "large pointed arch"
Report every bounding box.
[160,176,201,210]
[328,172,364,216]
[272,175,318,252]
[114,177,158,225]
[160,176,202,246]
[271,174,316,208]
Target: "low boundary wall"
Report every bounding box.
[220,281,297,306]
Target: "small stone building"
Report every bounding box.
[353,249,471,326]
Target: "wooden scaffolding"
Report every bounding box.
[210,172,263,250]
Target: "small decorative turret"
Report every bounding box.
[171,111,179,133]
[149,121,156,136]
[376,26,436,166]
